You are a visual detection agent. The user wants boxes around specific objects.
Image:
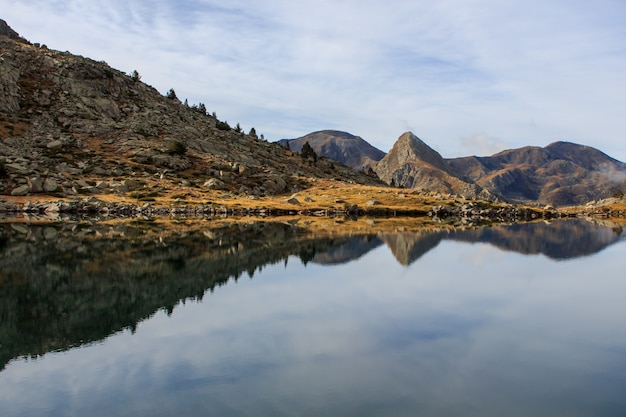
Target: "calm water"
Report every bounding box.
[1,219,625,416]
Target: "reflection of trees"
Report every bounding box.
[0,222,356,371]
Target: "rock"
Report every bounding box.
[11,184,30,196]
[366,200,380,206]
[5,163,30,175]
[43,178,59,192]
[204,178,225,190]
[29,176,44,193]
[285,197,300,204]
[47,140,63,150]
[304,196,315,202]
[263,176,287,194]
[122,179,143,191]
[93,166,108,175]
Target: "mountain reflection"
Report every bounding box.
[0,218,622,370]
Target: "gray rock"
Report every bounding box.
[29,176,44,193]
[43,178,59,192]
[5,163,30,175]
[204,178,225,190]
[122,179,143,191]
[47,140,63,150]
[11,184,30,196]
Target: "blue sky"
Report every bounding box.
[2,0,625,160]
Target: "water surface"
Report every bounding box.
[1,219,625,416]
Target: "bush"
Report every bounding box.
[130,70,141,82]
[216,120,231,131]
[167,140,187,155]
[166,88,178,100]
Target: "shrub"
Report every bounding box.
[130,70,141,82]
[166,88,178,100]
[167,140,187,155]
[216,120,231,131]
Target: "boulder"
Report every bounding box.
[11,184,30,196]
[29,176,44,193]
[204,178,225,190]
[43,178,59,192]
[47,140,63,150]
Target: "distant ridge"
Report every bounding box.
[376,132,626,206]
[277,130,385,171]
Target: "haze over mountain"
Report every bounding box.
[277,130,385,171]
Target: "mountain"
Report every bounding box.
[377,131,626,206]
[374,132,493,200]
[277,130,385,171]
[0,20,383,200]
[447,141,626,205]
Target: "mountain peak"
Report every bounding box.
[390,131,450,172]
[278,130,385,170]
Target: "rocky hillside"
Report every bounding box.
[277,130,385,171]
[374,132,493,200]
[375,131,626,206]
[0,20,383,200]
[447,141,626,205]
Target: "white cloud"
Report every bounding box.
[2,0,626,161]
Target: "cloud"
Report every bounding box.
[2,0,626,160]
[458,132,510,157]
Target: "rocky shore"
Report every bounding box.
[3,195,621,223]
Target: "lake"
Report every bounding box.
[1,218,625,416]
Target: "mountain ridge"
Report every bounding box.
[1,19,624,207]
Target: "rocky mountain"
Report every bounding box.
[376,131,626,206]
[0,20,383,200]
[277,130,385,171]
[447,141,626,205]
[374,132,493,200]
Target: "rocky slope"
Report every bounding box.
[0,20,383,201]
[374,132,493,200]
[277,130,385,171]
[447,141,626,205]
[376,131,626,206]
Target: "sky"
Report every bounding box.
[2,0,626,160]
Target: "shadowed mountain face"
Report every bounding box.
[376,132,626,206]
[277,130,386,171]
[1,219,623,371]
